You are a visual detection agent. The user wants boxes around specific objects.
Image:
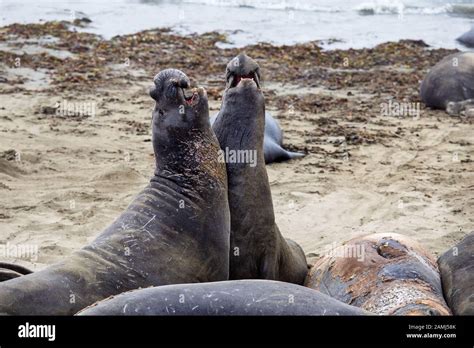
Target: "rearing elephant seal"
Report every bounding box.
[212,73,308,284]
[438,232,474,315]
[0,69,230,315]
[77,280,369,315]
[211,54,304,164]
[420,52,474,116]
[305,233,451,315]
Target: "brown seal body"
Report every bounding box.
[77,280,369,316]
[305,233,451,315]
[0,69,230,315]
[438,232,474,315]
[212,60,308,285]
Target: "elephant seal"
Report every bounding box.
[305,233,451,315]
[438,232,474,315]
[77,280,369,315]
[210,54,304,164]
[0,69,230,315]
[0,262,33,282]
[420,52,474,116]
[457,27,474,48]
[212,73,308,284]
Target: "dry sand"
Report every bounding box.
[0,22,472,271]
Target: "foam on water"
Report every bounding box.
[180,0,344,12]
[179,0,474,15]
[0,0,473,50]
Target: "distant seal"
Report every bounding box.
[212,74,308,284]
[0,262,32,282]
[420,52,474,116]
[438,232,474,315]
[305,233,451,315]
[457,28,474,48]
[210,54,304,164]
[77,280,369,315]
[0,69,230,315]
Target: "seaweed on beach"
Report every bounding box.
[0,20,467,159]
[0,20,459,94]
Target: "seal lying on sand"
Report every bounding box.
[0,262,33,282]
[420,52,474,116]
[0,69,230,315]
[212,72,308,284]
[305,233,451,315]
[211,54,304,164]
[438,232,474,315]
[457,28,474,48]
[77,280,369,315]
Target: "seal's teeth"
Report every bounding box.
[254,74,260,88]
[197,87,206,96]
[183,88,194,100]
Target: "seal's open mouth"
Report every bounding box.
[180,87,200,107]
[228,72,260,89]
[165,76,201,108]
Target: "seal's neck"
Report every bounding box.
[151,127,226,192]
[213,94,276,232]
[214,98,265,171]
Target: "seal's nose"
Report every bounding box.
[149,85,158,100]
[197,87,207,98]
[170,77,189,89]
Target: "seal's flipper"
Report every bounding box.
[286,150,305,160]
[0,269,25,282]
[264,140,305,164]
[446,98,474,116]
[0,262,33,282]
[0,262,33,276]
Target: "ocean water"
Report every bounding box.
[1,0,473,50]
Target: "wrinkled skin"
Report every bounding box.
[77,280,369,316]
[211,54,304,164]
[420,52,474,115]
[0,69,230,315]
[212,73,308,285]
[305,233,451,316]
[438,232,474,315]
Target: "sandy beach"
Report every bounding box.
[0,21,472,271]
